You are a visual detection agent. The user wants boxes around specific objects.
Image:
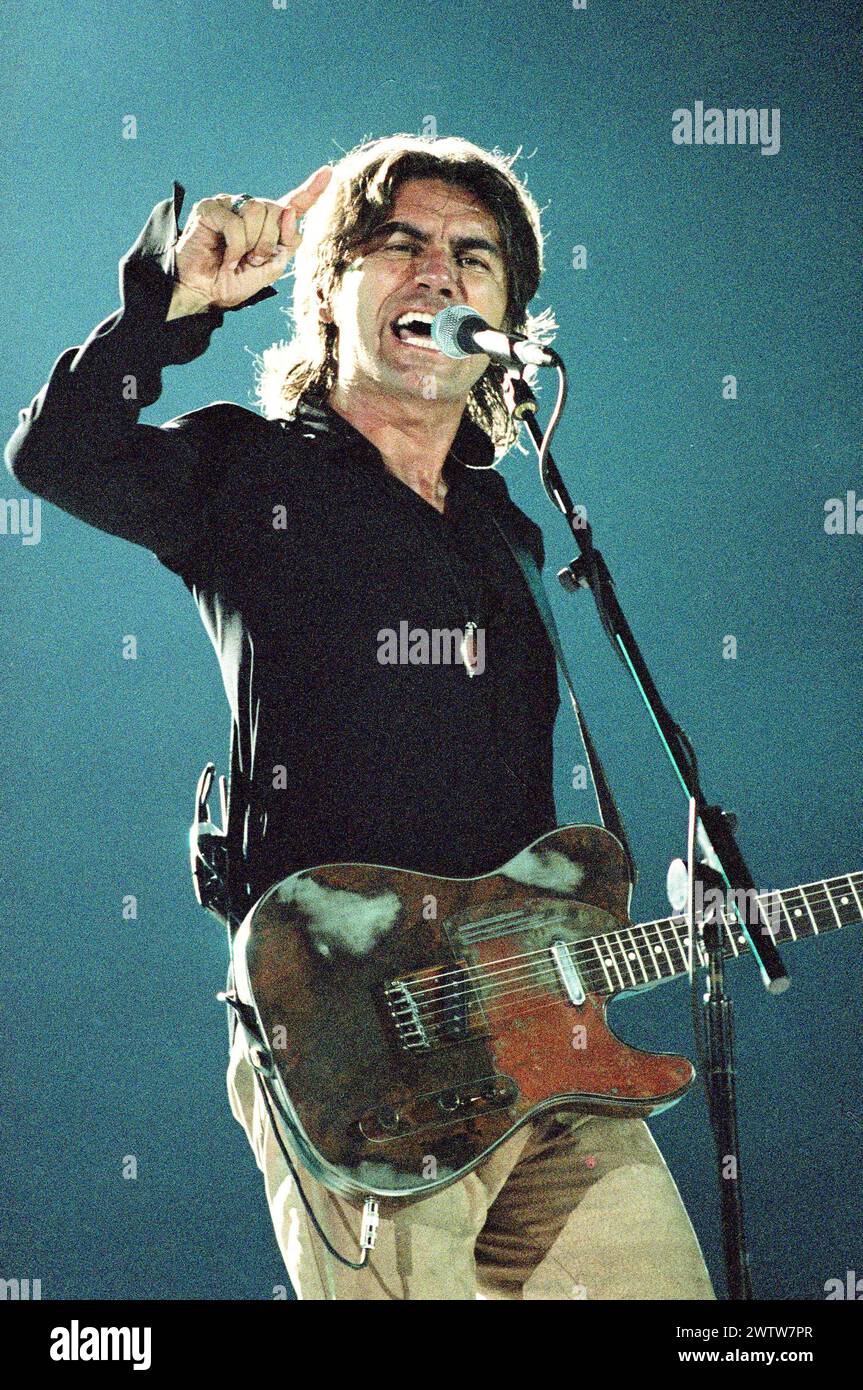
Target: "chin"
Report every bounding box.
[384,356,477,400]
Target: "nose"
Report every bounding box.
[414,246,457,298]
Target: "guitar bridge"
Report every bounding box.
[384,959,486,1052]
[386,978,431,1050]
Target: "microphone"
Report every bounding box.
[431,305,560,368]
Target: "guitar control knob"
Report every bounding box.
[437,1090,460,1113]
[376,1105,400,1132]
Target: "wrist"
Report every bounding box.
[165,281,214,321]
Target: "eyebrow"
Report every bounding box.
[371,219,505,263]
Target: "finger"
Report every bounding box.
[233,198,268,260]
[246,201,284,267]
[277,205,301,254]
[276,164,333,217]
[194,197,248,271]
[205,196,270,269]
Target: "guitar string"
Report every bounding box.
[401,969,645,1030]
[399,979,579,1037]
[392,910,855,1030]
[391,929,862,1043]
[454,878,861,946]
[392,951,628,1007]
[402,963,614,1013]
[400,988,589,1048]
[395,927,830,1036]
[452,888,860,962]
[431,878,859,968]
[387,886,860,1035]
[400,892,855,1020]
[394,880,856,1002]
[392,969,561,1023]
[403,898,856,1039]
[410,978,692,1050]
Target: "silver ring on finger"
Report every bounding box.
[230,194,254,214]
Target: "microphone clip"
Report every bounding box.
[502,370,538,420]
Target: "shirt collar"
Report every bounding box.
[293,397,497,479]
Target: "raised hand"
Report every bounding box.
[169,165,333,314]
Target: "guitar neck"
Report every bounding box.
[589,872,863,997]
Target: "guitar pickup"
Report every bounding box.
[550,940,586,1005]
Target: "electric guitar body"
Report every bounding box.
[232,824,693,1201]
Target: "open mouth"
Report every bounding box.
[391,311,442,351]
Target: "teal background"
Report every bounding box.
[1,0,860,1299]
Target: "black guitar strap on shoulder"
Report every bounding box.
[483,503,638,888]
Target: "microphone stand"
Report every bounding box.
[678,797,752,1300]
[503,369,789,1300]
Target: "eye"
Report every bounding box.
[381,241,492,272]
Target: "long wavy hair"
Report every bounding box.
[252,134,556,458]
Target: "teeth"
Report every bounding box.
[395,311,435,328]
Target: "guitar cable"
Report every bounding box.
[251,1064,378,1271]
[215,883,379,1272]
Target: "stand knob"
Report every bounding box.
[558,559,591,593]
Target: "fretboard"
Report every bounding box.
[583,872,863,997]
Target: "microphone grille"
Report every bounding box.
[431,305,484,358]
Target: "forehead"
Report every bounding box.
[386,177,501,240]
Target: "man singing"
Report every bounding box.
[5,133,715,1301]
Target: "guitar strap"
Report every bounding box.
[481,498,637,887]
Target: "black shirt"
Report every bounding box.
[5,182,560,907]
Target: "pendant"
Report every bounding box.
[461,620,480,678]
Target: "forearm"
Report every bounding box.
[4,260,223,530]
[4,182,276,556]
[6,185,224,486]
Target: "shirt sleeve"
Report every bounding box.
[3,181,278,565]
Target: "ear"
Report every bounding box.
[316,286,333,325]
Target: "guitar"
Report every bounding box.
[231,823,861,1202]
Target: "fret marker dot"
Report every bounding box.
[841,896,849,905]
[794,908,802,917]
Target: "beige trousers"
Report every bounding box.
[227,1025,716,1301]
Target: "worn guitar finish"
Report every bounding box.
[233,824,861,1202]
